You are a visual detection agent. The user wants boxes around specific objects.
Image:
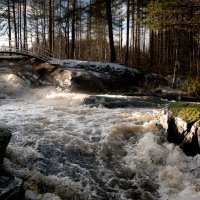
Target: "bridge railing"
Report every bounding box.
[0,39,55,61]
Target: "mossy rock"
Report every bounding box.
[169,102,200,123]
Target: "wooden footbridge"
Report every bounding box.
[0,39,55,62]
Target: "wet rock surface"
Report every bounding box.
[0,127,11,165]
[33,61,144,93]
[0,167,24,200]
[83,95,168,109]
[167,102,200,156]
[0,126,24,200]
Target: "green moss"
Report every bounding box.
[169,102,200,123]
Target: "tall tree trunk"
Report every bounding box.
[49,0,53,52]
[118,16,122,63]
[87,1,92,60]
[7,0,12,49]
[105,0,116,62]
[52,0,55,51]
[12,1,18,50]
[125,0,130,65]
[23,0,27,49]
[67,0,70,58]
[58,0,62,59]
[42,1,47,46]
[131,1,135,67]
[135,0,140,67]
[78,0,82,59]
[18,1,22,49]
[149,30,154,70]
[70,0,76,59]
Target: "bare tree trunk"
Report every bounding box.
[52,0,55,51]
[42,1,47,46]
[7,0,12,49]
[49,0,53,52]
[87,1,92,61]
[149,30,155,70]
[131,1,135,67]
[12,1,18,50]
[18,1,22,49]
[64,0,70,59]
[135,1,141,67]
[23,0,27,49]
[125,0,130,65]
[70,0,76,59]
[78,0,82,59]
[105,0,116,62]
[118,17,122,63]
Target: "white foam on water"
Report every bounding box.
[1,72,200,199]
[123,131,200,199]
[0,72,29,100]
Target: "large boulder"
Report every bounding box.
[0,127,11,165]
[51,69,111,92]
[167,102,200,156]
[35,60,144,93]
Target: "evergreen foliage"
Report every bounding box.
[184,75,200,98]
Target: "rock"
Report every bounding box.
[156,88,190,101]
[51,69,99,91]
[7,60,144,93]
[0,127,25,199]
[145,73,169,88]
[33,63,56,73]
[0,168,25,200]
[167,102,200,156]
[0,127,11,165]
[83,95,168,109]
[35,60,144,93]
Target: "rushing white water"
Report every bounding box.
[1,69,200,200]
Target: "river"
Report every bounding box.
[0,67,200,200]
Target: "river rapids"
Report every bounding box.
[0,67,200,200]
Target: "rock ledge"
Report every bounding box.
[167,102,200,156]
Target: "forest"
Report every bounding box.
[0,0,200,78]
[1,2,200,199]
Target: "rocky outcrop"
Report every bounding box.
[0,127,11,165]
[167,102,200,156]
[33,61,144,93]
[0,127,25,199]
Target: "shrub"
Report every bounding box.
[169,102,200,123]
[184,75,200,98]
